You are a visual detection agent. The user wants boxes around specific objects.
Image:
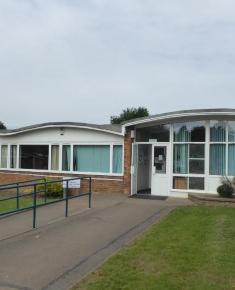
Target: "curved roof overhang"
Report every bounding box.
[0,123,123,137]
[122,108,235,133]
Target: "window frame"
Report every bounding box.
[0,142,124,176]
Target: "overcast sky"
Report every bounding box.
[1,0,235,128]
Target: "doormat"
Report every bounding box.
[131,194,168,201]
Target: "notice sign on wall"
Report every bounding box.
[63,178,81,189]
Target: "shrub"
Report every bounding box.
[217,177,234,198]
[36,178,63,198]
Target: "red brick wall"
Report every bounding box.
[0,171,124,195]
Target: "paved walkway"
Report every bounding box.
[0,194,191,290]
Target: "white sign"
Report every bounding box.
[63,178,81,189]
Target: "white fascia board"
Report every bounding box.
[0,125,124,137]
[122,111,235,128]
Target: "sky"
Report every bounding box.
[1,0,235,128]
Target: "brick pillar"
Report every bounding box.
[123,128,132,195]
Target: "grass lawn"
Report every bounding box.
[0,196,60,214]
[73,206,235,290]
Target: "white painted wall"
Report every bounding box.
[0,127,124,144]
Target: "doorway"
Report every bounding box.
[131,143,152,195]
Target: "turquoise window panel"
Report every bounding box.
[74,145,110,173]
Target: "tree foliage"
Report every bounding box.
[0,122,6,130]
[111,107,149,124]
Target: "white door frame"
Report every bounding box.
[131,142,157,195]
[151,142,170,196]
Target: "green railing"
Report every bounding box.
[0,177,92,228]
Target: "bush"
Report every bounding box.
[217,177,234,198]
[37,178,63,198]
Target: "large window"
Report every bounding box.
[173,121,205,190]
[209,121,235,176]
[20,145,49,170]
[73,145,110,173]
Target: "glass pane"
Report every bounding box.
[154,146,167,174]
[1,145,8,168]
[210,121,226,142]
[209,144,226,175]
[228,144,235,176]
[189,144,204,158]
[173,121,205,142]
[173,144,188,174]
[73,145,110,173]
[228,121,235,142]
[62,145,71,171]
[173,177,188,189]
[20,145,49,170]
[51,145,59,170]
[10,145,17,168]
[113,145,123,174]
[136,124,170,142]
[189,159,205,174]
[189,177,204,190]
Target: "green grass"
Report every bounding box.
[0,196,60,214]
[73,206,235,290]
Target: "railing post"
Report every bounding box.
[65,180,69,217]
[44,178,47,204]
[33,184,37,228]
[89,177,92,208]
[16,183,19,210]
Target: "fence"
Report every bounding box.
[0,177,92,228]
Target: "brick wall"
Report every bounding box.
[0,171,124,195]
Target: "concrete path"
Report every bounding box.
[0,194,191,290]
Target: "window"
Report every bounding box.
[208,120,235,176]
[174,121,205,142]
[1,145,8,168]
[136,124,170,142]
[20,145,49,170]
[173,121,205,191]
[10,145,17,168]
[113,145,123,173]
[62,145,71,171]
[51,145,59,170]
[73,145,110,173]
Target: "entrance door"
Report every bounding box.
[151,144,169,196]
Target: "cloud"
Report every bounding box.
[0,0,235,127]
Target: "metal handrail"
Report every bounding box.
[0,177,92,228]
[0,177,46,189]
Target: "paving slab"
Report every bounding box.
[0,194,191,290]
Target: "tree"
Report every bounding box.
[111,107,149,124]
[0,122,6,129]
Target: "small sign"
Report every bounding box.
[149,139,157,143]
[63,177,81,189]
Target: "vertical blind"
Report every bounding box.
[173,144,188,174]
[228,144,235,176]
[10,145,17,168]
[210,144,226,175]
[51,145,59,170]
[1,145,8,168]
[113,145,123,173]
[73,145,110,173]
[62,145,71,171]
